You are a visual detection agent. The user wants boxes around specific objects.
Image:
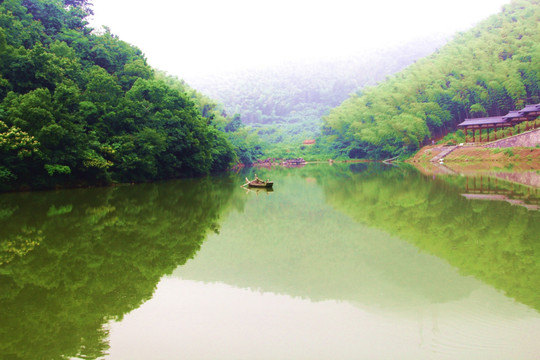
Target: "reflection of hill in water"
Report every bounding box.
[0,177,238,360]
[175,172,479,311]
[321,164,540,312]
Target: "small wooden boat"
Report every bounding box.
[245,177,274,188]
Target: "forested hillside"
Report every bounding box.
[0,0,249,191]
[321,0,540,159]
[190,38,446,146]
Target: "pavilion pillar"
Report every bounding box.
[464,128,468,142]
[487,127,490,142]
[494,126,497,140]
[480,176,483,193]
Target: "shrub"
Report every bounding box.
[503,148,514,157]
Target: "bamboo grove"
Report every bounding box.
[321,0,540,159]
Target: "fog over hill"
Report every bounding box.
[188,36,449,144]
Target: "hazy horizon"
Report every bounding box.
[90,0,511,83]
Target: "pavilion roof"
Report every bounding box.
[457,116,508,127]
[518,103,540,115]
[503,110,528,120]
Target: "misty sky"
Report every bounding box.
[89,0,511,82]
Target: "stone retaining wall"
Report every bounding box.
[484,129,540,148]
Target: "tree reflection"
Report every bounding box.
[0,177,238,360]
[321,164,540,311]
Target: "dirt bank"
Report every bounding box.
[408,129,540,165]
[408,145,540,165]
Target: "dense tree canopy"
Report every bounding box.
[155,71,265,166]
[0,0,246,191]
[321,0,540,159]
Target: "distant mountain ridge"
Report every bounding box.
[189,36,448,145]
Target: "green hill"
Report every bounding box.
[191,38,445,147]
[0,0,248,191]
[321,0,540,159]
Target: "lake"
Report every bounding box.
[1,163,539,359]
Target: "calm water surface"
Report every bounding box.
[1,163,539,359]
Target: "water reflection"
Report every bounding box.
[0,177,238,360]
[107,277,540,360]
[176,171,480,309]
[320,164,540,311]
[169,164,540,358]
[2,164,540,359]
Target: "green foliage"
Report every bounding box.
[44,163,71,176]
[321,0,540,159]
[0,0,245,191]
[439,129,465,145]
[504,148,515,157]
[0,120,41,158]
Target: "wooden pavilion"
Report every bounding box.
[457,116,510,142]
[457,103,540,142]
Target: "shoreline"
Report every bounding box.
[407,128,540,165]
[407,145,540,166]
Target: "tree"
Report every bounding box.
[0,0,247,191]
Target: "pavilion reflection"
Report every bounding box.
[462,175,540,211]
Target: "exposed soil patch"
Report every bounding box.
[445,147,540,165]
